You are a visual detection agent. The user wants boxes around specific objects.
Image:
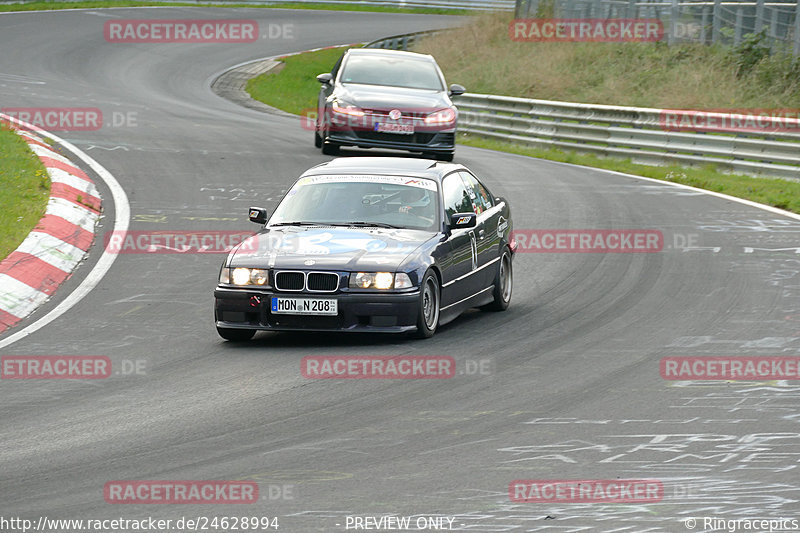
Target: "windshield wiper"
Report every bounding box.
[334,221,402,229]
[270,221,329,227]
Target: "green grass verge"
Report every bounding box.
[0,127,51,261]
[458,135,800,213]
[246,45,800,215]
[246,45,357,115]
[0,1,466,15]
[418,13,800,109]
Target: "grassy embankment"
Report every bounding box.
[0,126,51,260]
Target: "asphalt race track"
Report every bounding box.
[2,7,800,532]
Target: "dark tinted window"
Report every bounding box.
[459,171,494,214]
[340,55,443,91]
[442,173,473,218]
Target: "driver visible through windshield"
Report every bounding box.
[269,175,440,231]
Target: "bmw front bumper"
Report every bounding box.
[214,287,421,333]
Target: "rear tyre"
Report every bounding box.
[217,327,256,341]
[481,251,512,312]
[414,270,440,338]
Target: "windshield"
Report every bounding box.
[339,55,444,91]
[270,175,439,231]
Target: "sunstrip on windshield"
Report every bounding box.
[295,175,438,191]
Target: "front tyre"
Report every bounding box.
[414,270,440,338]
[481,251,512,311]
[217,327,256,341]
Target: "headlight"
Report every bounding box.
[332,100,365,117]
[221,267,269,286]
[424,108,456,125]
[349,272,413,290]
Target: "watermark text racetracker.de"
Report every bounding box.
[661,356,800,381]
[1,107,138,131]
[510,479,664,503]
[1,356,146,379]
[511,229,663,253]
[510,18,664,42]
[104,481,257,504]
[103,20,294,42]
[661,108,800,134]
[301,356,496,379]
[104,230,254,254]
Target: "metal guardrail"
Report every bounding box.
[453,93,800,179]
[516,0,800,53]
[365,29,452,49]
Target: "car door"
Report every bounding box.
[438,172,481,308]
[459,171,503,288]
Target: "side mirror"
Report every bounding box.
[448,83,465,97]
[450,212,476,229]
[316,72,333,85]
[248,207,268,225]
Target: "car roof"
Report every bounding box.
[302,157,461,182]
[345,48,436,62]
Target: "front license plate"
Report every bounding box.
[271,297,338,315]
[375,122,414,134]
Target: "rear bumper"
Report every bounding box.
[214,287,420,333]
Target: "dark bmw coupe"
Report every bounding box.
[314,48,465,161]
[214,157,514,341]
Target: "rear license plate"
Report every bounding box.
[271,297,338,315]
[375,122,414,134]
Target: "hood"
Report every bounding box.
[229,226,436,271]
[336,84,451,112]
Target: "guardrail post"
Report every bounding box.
[755,0,764,33]
[627,0,636,18]
[795,0,800,55]
[712,0,722,44]
[770,8,778,39]
[734,7,744,45]
[514,0,530,19]
[669,0,678,45]
[701,6,709,44]
[769,7,778,51]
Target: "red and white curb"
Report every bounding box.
[0,125,101,334]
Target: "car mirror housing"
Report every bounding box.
[248,207,268,224]
[450,212,476,229]
[316,72,333,85]
[448,83,465,96]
